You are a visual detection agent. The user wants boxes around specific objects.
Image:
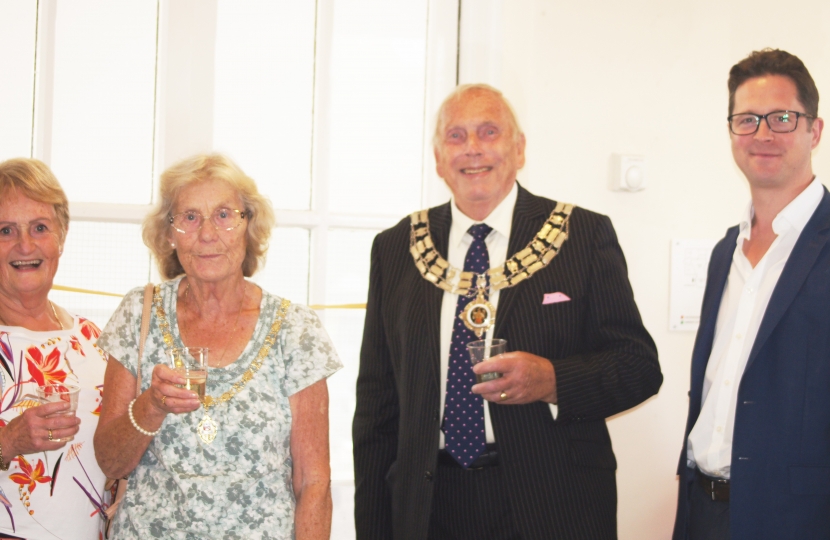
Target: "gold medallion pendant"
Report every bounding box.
[462,290,496,338]
[197,413,218,444]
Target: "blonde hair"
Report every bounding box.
[0,158,69,242]
[143,153,276,279]
[432,83,524,147]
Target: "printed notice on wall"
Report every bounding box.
[669,239,718,332]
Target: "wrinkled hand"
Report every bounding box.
[148,364,202,416]
[471,351,557,405]
[0,401,80,456]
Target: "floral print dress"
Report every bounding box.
[0,316,109,540]
[96,277,342,540]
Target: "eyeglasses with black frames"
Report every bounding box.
[168,208,247,234]
[728,110,814,136]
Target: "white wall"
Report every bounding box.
[461,0,830,537]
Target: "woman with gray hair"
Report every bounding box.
[0,158,109,539]
[94,153,341,539]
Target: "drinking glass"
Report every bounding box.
[167,347,208,400]
[466,339,507,383]
[36,383,81,441]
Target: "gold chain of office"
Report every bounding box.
[153,285,291,444]
[408,202,574,337]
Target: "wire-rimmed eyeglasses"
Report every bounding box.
[728,110,814,135]
[168,208,247,234]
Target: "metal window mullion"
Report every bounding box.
[31,0,57,163]
[307,0,332,313]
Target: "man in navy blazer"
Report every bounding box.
[673,49,828,539]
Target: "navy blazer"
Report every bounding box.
[673,188,830,539]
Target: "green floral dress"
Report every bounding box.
[96,277,342,539]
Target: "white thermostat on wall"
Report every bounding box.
[609,154,647,192]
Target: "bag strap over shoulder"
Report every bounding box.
[136,283,154,399]
[103,282,155,531]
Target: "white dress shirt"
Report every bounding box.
[438,183,557,448]
[687,177,824,478]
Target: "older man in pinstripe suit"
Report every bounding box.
[353,84,662,540]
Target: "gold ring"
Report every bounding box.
[161,395,167,406]
[499,392,508,401]
[48,429,53,441]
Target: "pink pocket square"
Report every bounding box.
[543,292,571,305]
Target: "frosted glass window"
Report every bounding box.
[326,309,365,482]
[326,0,428,217]
[252,228,310,304]
[50,221,151,329]
[213,1,316,211]
[325,228,377,305]
[49,1,157,205]
[0,1,36,161]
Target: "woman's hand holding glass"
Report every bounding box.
[148,364,202,415]
[0,400,80,456]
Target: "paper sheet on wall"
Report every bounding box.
[669,239,718,331]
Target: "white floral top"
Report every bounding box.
[96,277,342,540]
[0,316,108,540]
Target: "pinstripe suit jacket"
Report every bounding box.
[353,185,662,540]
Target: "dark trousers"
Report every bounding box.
[428,458,521,540]
[688,472,730,540]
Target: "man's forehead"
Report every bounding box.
[440,92,512,129]
[734,75,800,106]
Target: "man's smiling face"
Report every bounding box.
[434,88,526,219]
[730,74,822,191]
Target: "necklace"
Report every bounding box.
[183,280,247,367]
[409,201,574,337]
[50,301,65,330]
[154,285,290,444]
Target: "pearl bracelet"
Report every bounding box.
[128,398,161,437]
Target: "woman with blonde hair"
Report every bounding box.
[94,153,341,539]
[0,158,109,539]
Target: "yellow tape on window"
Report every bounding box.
[51,284,366,309]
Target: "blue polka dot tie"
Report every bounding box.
[442,223,492,468]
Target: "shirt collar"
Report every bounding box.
[737,177,824,242]
[449,182,518,248]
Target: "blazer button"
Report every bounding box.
[424,471,433,481]
[433,411,440,421]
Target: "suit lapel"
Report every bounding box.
[746,189,830,370]
[425,203,452,382]
[493,185,549,336]
[689,228,736,412]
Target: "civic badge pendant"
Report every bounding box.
[461,279,496,338]
[198,413,218,444]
